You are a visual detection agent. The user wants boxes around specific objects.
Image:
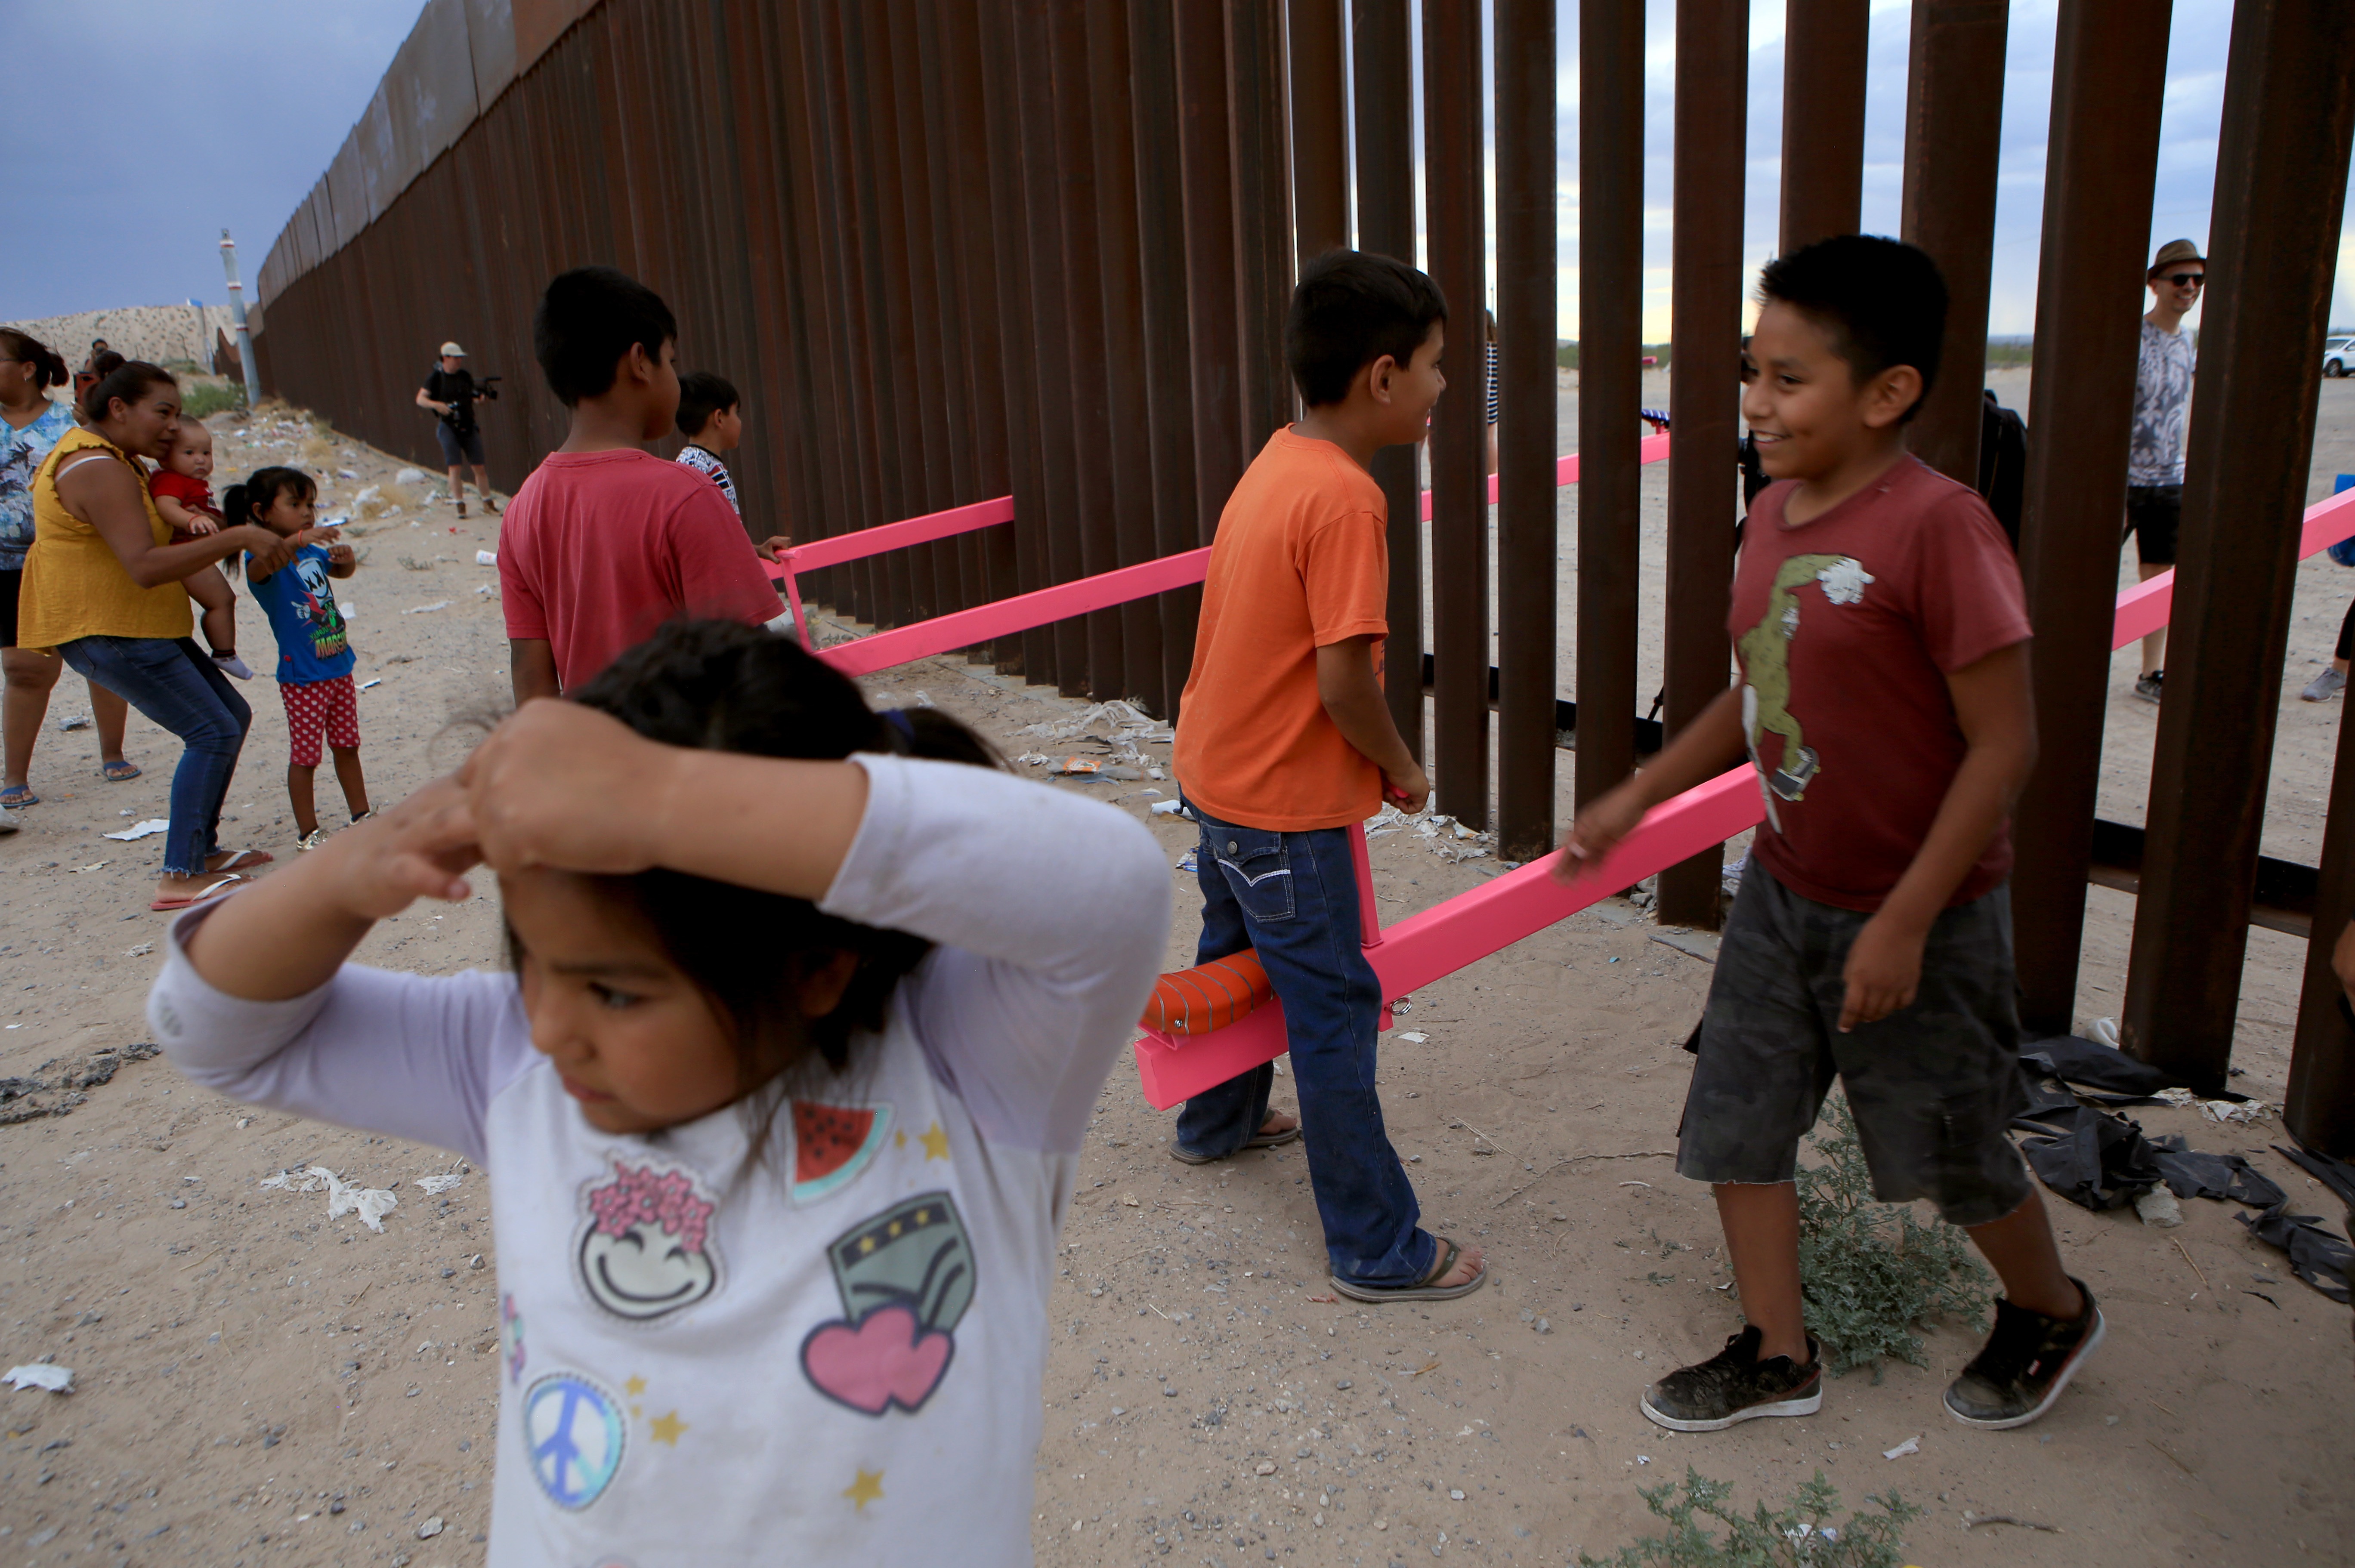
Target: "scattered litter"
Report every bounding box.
[476,583,499,598]
[2085,1016,2121,1048]
[1050,757,1102,777]
[1021,699,1173,748]
[124,943,153,957]
[340,600,360,618]
[2234,1202,2352,1303]
[1619,1180,1653,1188]
[416,1172,464,1196]
[72,861,106,874]
[1963,1512,2061,1533]
[403,601,450,615]
[2021,1034,2178,1099]
[1150,799,1185,816]
[56,713,90,732]
[2149,1136,2284,1207]
[260,1165,399,1233]
[1014,753,1051,767]
[1397,1031,1428,1044]
[1306,1293,1338,1304]
[102,819,168,841]
[2154,1086,2198,1107]
[2015,1100,2162,1211]
[2276,1141,2355,1210]
[2132,1187,2184,1228]
[395,467,431,486]
[5,1363,73,1394]
[1176,849,1197,873]
[319,515,348,530]
[359,678,382,691]
[476,549,498,566]
[2200,1098,2274,1125]
[337,467,359,479]
[1879,1436,1919,1460]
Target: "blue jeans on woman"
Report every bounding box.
[1175,798,1435,1289]
[57,636,250,877]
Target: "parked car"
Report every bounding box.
[2327,336,2355,378]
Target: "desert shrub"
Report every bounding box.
[1579,1470,1919,1568]
[1792,1096,1990,1376]
[182,382,245,420]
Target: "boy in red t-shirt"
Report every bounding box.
[497,268,786,702]
[148,416,253,680]
[1169,252,1484,1304]
[1564,235,2095,1433]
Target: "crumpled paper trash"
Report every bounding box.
[5,1363,73,1393]
[261,1165,399,1233]
[103,819,169,842]
[415,1172,464,1196]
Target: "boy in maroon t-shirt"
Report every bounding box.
[497,267,785,702]
[1562,235,2096,1434]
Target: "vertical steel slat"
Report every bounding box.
[845,3,926,623]
[1898,0,2009,485]
[1422,0,1489,829]
[2006,0,2171,1038]
[1574,0,1643,812]
[1779,0,1870,253]
[1228,0,1295,452]
[1656,0,1748,930]
[911,0,986,630]
[2125,0,2355,1097]
[885,0,961,621]
[1494,0,1556,864]
[1351,0,1423,762]
[1287,0,1348,262]
[1173,2,1248,542]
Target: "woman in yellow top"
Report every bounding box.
[23,361,298,910]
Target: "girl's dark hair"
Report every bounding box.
[550,619,1002,1133]
[0,330,68,391]
[220,467,315,580]
[80,358,174,423]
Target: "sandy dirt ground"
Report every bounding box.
[0,386,2350,1568]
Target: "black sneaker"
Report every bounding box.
[1944,1278,2104,1430]
[2134,669,2164,704]
[1639,1324,1823,1432]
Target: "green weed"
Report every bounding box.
[1793,1097,1991,1376]
[1579,1469,1919,1568]
[182,382,246,420]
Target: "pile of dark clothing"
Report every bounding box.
[2013,1034,2352,1304]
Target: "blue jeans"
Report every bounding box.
[58,636,250,876]
[1176,799,1435,1288]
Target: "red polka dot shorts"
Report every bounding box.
[280,675,360,768]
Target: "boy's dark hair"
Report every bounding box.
[0,330,68,391]
[548,619,1001,1153]
[79,358,171,423]
[675,371,740,440]
[1285,250,1448,407]
[533,265,678,407]
[1757,235,1947,422]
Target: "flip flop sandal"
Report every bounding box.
[0,785,35,808]
[1169,1119,1304,1166]
[209,849,275,872]
[150,873,247,913]
[101,760,142,782]
[1328,1237,1490,1304]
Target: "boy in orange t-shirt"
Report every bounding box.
[1170,251,1484,1303]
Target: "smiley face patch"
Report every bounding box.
[574,1155,723,1323]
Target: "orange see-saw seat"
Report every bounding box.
[1138,952,1273,1035]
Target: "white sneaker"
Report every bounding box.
[2301,667,2346,703]
[0,805,18,835]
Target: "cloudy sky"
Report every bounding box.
[4,0,2349,343]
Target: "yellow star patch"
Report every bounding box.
[625,1375,646,1397]
[920,1122,950,1161]
[649,1410,687,1446]
[843,1468,885,1510]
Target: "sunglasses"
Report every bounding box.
[2159,272,2205,288]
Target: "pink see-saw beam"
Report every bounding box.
[1131,479,2355,1111]
[786,433,1678,663]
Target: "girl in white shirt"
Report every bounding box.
[148,619,1169,1567]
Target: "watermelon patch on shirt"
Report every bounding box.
[789,1100,893,1205]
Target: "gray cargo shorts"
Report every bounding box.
[1675,862,2033,1227]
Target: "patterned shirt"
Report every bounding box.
[0,399,79,571]
[676,444,739,515]
[2128,319,2196,486]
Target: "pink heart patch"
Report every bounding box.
[800,1303,955,1416]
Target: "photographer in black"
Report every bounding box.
[414,341,501,518]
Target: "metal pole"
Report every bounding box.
[1130,0,1206,715]
[1656,0,1747,930]
[1574,0,1643,811]
[1086,0,1169,713]
[1288,0,1348,262]
[2006,0,2171,1038]
[1897,0,2008,485]
[1777,0,1869,253]
[218,230,263,409]
[1230,0,1296,455]
[1422,0,1488,830]
[2293,696,2355,1156]
[1352,0,1422,762]
[1174,0,1248,538]
[1494,0,1556,864]
[2124,0,2355,1093]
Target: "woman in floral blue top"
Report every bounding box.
[0,329,136,818]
